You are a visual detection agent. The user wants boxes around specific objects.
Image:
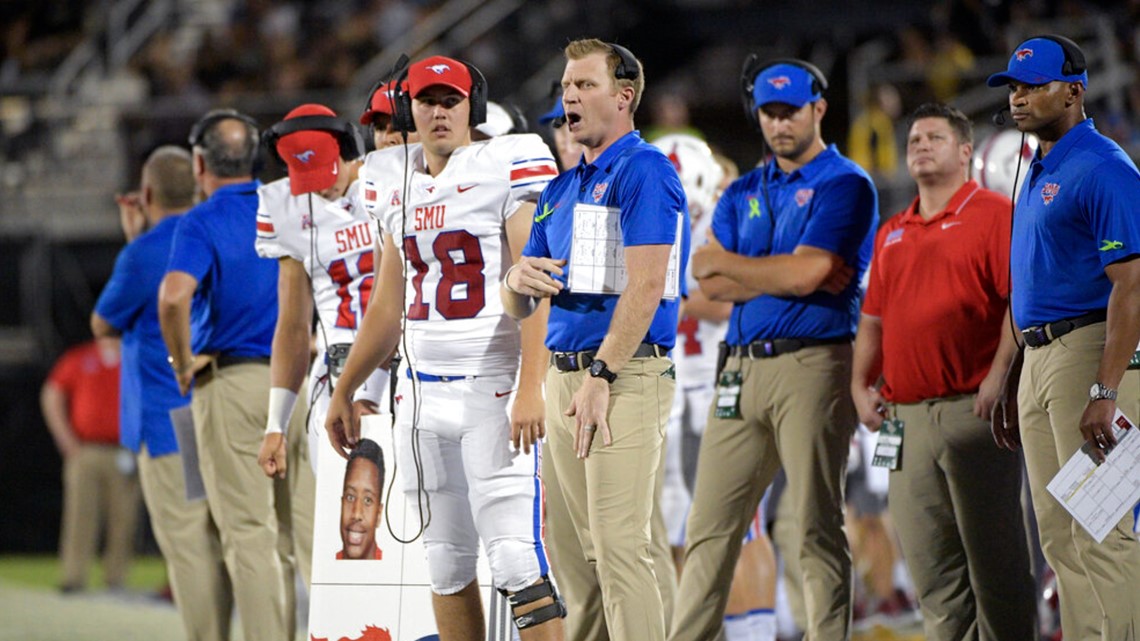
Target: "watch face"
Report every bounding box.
[590,361,603,376]
[1091,383,1099,397]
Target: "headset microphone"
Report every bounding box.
[992,106,1010,127]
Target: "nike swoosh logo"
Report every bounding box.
[494,390,515,398]
[941,221,961,230]
[1100,240,1124,251]
[331,162,338,176]
[457,184,477,193]
[534,203,555,223]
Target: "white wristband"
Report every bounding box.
[352,367,391,408]
[266,387,299,436]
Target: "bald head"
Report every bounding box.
[194,110,260,178]
[142,146,195,213]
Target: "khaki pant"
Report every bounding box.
[545,356,675,641]
[672,344,855,641]
[139,445,233,641]
[543,423,677,640]
[59,443,139,589]
[1019,322,1140,641]
[192,362,315,641]
[890,395,1036,641]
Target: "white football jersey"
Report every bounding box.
[676,212,727,389]
[255,178,377,354]
[359,134,557,377]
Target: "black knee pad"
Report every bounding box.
[498,575,566,629]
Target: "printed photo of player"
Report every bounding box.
[338,438,385,561]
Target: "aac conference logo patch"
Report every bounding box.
[795,188,814,207]
[884,228,904,247]
[1041,182,1060,205]
[592,182,608,203]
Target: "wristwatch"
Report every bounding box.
[588,359,617,384]
[1089,382,1117,402]
[167,354,192,374]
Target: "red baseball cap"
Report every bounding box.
[406,55,472,98]
[359,81,397,125]
[276,104,341,196]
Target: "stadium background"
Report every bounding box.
[1,0,1138,556]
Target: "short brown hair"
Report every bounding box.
[143,146,195,211]
[908,102,973,145]
[564,38,645,115]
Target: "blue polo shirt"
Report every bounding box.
[1011,119,1140,328]
[95,215,198,456]
[712,145,877,345]
[166,181,278,356]
[523,131,690,352]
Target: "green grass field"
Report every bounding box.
[0,554,184,641]
[0,554,921,640]
[0,554,167,592]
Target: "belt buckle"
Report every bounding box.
[756,340,775,357]
[1026,326,1048,346]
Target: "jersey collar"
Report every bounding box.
[575,130,642,177]
[214,180,260,197]
[1034,118,1094,175]
[765,144,838,183]
[902,180,982,226]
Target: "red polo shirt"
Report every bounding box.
[863,180,1011,403]
[45,341,121,444]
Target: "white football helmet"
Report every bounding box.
[652,134,724,221]
[475,101,517,138]
[973,129,1039,200]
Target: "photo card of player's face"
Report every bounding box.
[309,414,509,640]
[338,439,384,560]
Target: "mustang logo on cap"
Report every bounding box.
[767,76,792,90]
[428,64,450,74]
[1015,48,1034,61]
[293,150,316,163]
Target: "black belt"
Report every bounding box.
[195,355,270,382]
[550,343,666,372]
[728,336,850,359]
[1021,310,1106,348]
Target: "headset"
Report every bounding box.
[261,115,366,166]
[188,110,260,148]
[607,42,641,81]
[738,56,829,132]
[1036,34,1087,78]
[389,56,489,134]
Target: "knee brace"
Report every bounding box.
[498,575,566,630]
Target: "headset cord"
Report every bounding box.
[385,134,431,545]
[1006,131,1028,345]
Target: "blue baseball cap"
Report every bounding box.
[986,37,1088,88]
[752,63,822,108]
[538,96,565,126]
